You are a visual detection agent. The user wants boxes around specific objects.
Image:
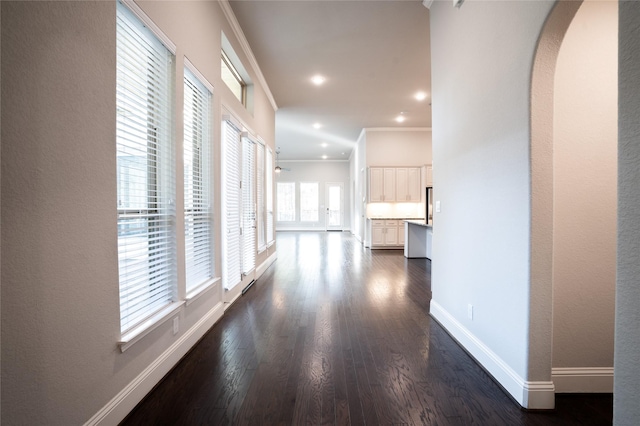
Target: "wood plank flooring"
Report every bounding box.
[121,231,612,425]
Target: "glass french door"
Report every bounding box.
[325,182,344,231]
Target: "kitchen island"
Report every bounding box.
[404,220,433,259]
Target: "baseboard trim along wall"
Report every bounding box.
[430,301,556,409]
[256,250,277,278]
[84,302,225,426]
[86,251,278,425]
[552,367,614,393]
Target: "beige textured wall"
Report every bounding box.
[552,0,617,370]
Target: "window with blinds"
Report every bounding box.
[183,66,213,294]
[116,2,176,334]
[222,119,242,290]
[266,148,274,243]
[257,143,266,252]
[242,137,256,274]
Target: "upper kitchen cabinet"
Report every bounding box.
[369,167,421,203]
[369,167,396,202]
[396,167,421,202]
[369,167,384,202]
[426,164,433,187]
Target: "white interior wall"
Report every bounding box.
[275,161,351,231]
[0,1,275,424]
[429,0,556,408]
[552,0,617,387]
[615,1,640,423]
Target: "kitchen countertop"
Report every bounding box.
[404,220,433,228]
[368,217,424,220]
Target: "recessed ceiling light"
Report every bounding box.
[322,155,328,159]
[313,123,322,129]
[395,115,406,123]
[415,91,428,101]
[311,75,326,86]
[321,142,328,148]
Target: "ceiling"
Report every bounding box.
[229,0,432,161]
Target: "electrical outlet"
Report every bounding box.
[173,317,179,335]
[467,304,473,320]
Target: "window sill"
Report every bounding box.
[186,277,221,306]
[119,301,185,353]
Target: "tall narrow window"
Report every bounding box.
[183,66,213,294]
[242,137,256,274]
[257,143,266,252]
[300,182,319,222]
[266,148,274,243]
[222,119,242,290]
[116,2,176,334]
[277,182,296,222]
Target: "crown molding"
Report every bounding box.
[219,0,278,112]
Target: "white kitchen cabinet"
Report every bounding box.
[370,167,420,203]
[369,168,384,202]
[369,219,402,248]
[396,167,421,202]
[371,222,385,246]
[369,167,396,202]
[384,220,399,245]
[398,222,405,246]
[382,168,396,201]
[426,164,433,187]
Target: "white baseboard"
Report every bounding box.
[84,302,225,426]
[256,250,277,278]
[430,300,555,409]
[224,282,243,307]
[552,367,613,393]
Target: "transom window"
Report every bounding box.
[221,50,246,105]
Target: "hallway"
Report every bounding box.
[122,232,612,425]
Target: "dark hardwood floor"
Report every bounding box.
[121,231,612,425]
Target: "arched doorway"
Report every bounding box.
[531,0,617,401]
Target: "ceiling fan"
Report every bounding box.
[274,147,291,173]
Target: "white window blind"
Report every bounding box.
[116,2,176,333]
[183,67,213,293]
[257,143,266,251]
[266,148,274,243]
[242,137,256,274]
[222,119,242,290]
